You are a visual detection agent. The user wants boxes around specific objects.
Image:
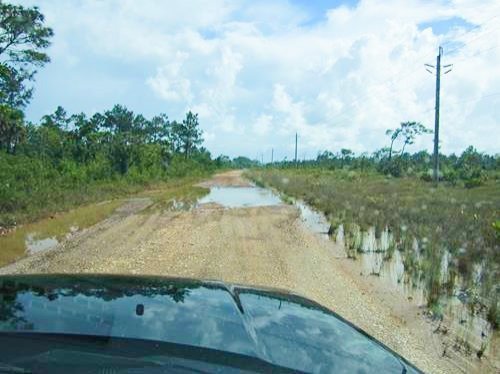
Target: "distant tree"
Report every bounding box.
[0,104,24,153]
[386,121,431,160]
[409,150,432,172]
[102,105,135,135]
[385,128,401,161]
[0,2,53,108]
[457,146,485,182]
[69,112,104,163]
[353,152,371,171]
[41,106,70,129]
[398,121,431,155]
[215,154,231,167]
[316,150,335,162]
[339,148,354,167]
[171,111,203,159]
[147,114,170,144]
[100,105,137,173]
[340,148,353,159]
[232,156,259,168]
[372,147,390,162]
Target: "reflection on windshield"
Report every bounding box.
[238,290,405,373]
[0,275,416,373]
[0,276,256,358]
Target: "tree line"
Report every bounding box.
[0,2,226,227]
[269,121,499,188]
[2,104,209,174]
[0,103,218,224]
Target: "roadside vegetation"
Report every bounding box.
[250,135,499,330]
[0,2,242,231]
[0,106,219,228]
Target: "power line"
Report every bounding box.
[451,45,500,63]
[440,14,499,49]
[411,92,500,119]
[445,91,500,106]
[326,15,500,125]
[445,28,500,56]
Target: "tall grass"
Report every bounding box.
[250,168,499,328]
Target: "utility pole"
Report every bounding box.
[271,148,274,164]
[294,132,298,166]
[425,46,452,184]
[433,47,442,184]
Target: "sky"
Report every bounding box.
[14,0,500,160]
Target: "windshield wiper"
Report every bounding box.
[0,362,31,374]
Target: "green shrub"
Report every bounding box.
[464,178,484,189]
[419,171,433,182]
[442,168,458,185]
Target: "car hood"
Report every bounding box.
[0,274,420,373]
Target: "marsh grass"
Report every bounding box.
[384,241,397,260]
[250,168,499,328]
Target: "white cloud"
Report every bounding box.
[16,0,500,157]
[252,114,273,135]
[147,52,192,102]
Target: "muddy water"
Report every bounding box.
[198,186,282,207]
[320,221,493,354]
[294,201,331,239]
[0,200,121,266]
[197,185,331,238]
[25,235,59,254]
[197,185,333,242]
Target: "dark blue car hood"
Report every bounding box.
[0,275,420,373]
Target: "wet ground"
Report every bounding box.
[0,199,126,266]
[0,170,496,373]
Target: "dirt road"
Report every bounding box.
[1,170,491,373]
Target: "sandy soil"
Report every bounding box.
[1,170,495,373]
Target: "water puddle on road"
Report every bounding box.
[198,186,331,239]
[25,235,59,254]
[0,201,121,267]
[198,186,282,208]
[294,201,331,239]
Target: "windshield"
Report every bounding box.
[0,1,498,373]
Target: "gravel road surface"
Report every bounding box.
[2,170,494,373]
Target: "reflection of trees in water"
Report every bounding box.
[0,291,27,327]
[0,275,204,327]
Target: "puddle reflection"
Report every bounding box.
[198,187,282,208]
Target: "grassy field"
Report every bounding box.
[249,168,500,328]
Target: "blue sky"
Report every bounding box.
[15,0,500,159]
